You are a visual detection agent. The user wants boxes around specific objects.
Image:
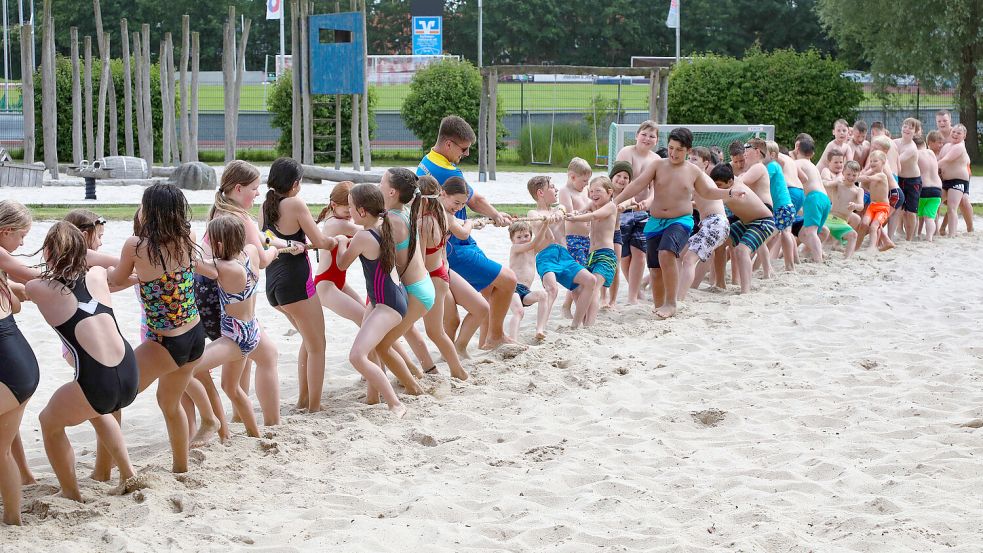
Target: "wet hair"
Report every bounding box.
[411,175,446,257]
[691,146,714,164]
[926,130,943,144]
[0,200,32,310]
[206,215,247,261]
[728,140,744,158]
[797,138,816,157]
[137,183,199,268]
[316,181,354,223]
[211,160,260,221]
[387,167,421,266]
[668,127,693,149]
[655,147,668,158]
[443,176,469,197]
[567,157,592,177]
[844,160,862,173]
[262,157,303,229]
[39,221,88,287]
[63,209,105,248]
[590,175,613,196]
[709,162,734,183]
[437,115,476,144]
[853,120,868,133]
[350,183,396,274]
[826,147,844,160]
[132,208,142,236]
[527,175,551,199]
[508,221,532,239]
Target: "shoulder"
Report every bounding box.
[615,146,633,161]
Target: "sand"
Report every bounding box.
[2,181,982,552]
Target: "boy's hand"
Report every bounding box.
[492,213,512,227]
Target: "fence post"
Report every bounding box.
[478,70,487,182]
[915,83,920,120]
[488,69,497,180]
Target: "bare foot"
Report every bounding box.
[88,468,111,483]
[535,331,547,342]
[57,489,84,503]
[479,334,525,351]
[21,474,37,486]
[424,365,439,375]
[365,393,380,406]
[190,417,220,448]
[231,413,242,424]
[450,368,469,381]
[3,513,22,525]
[456,345,471,360]
[655,304,677,319]
[294,397,308,410]
[562,305,574,319]
[218,425,231,444]
[878,241,895,251]
[409,365,425,379]
[389,403,408,419]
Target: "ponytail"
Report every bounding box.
[379,213,397,275]
[263,157,304,229]
[351,183,395,273]
[410,175,446,253]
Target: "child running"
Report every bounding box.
[506,220,552,341]
[335,184,408,418]
[565,175,619,325]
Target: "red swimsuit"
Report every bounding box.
[424,220,450,283]
[314,241,349,289]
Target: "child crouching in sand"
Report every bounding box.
[507,220,553,341]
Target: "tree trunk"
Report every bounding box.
[957,45,981,163]
[96,32,111,160]
[142,25,153,165]
[41,0,58,178]
[160,40,171,165]
[290,0,301,160]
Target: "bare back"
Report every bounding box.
[917,150,942,188]
[795,158,825,195]
[740,163,773,206]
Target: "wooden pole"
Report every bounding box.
[290,0,301,161]
[159,39,171,165]
[222,7,234,163]
[167,33,180,165]
[477,72,487,179]
[93,0,105,56]
[84,36,94,162]
[106,34,118,156]
[179,15,190,163]
[658,68,669,124]
[41,0,58,178]
[132,32,147,163]
[69,28,82,165]
[141,25,153,165]
[19,23,35,164]
[347,1,359,170]
[300,1,313,165]
[233,18,251,163]
[359,0,371,170]
[121,19,133,156]
[488,68,497,180]
[647,70,658,122]
[96,32,110,160]
[190,32,200,161]
[334,94,341,169]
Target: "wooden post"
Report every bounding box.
[334,95,342,169]
[106,34,118,156]
[222,8,235,163]
[300,1,313,165]
[167,33,180,165]
[234,19,251,162]
[69,28,82,166]
[160,39,171,165]
[359,0,371,170]
[290,0,301,161]
[96,32,111,160]
[19,23,35,164]
[132,32,147,163]
[41,0,58,178]
[190,32,200,161]
[648,70,658,122]
[84,36,94,162]
[93,0,105,55]
[121,19,133,156]
[477,72,487,180]
[658,68,669,124]
[141,25,153,165]
[179,15,190,163]
[346,1,359,170]
[488,69,497,180]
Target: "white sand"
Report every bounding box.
[2,183,982,551]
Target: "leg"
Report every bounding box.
[655,250,680,318]
[781,229,796,271]
[189,371,227,446]
[528,290,550,340]
[374,298,426,396]
[422,278,468,380]
[946,189,964,237]
[349,306,407,417]
[650,268,663,309]
[506,294,523,340]
[607,244,622,307]
[0,386,28,525]
[584,274,605,326]
[483,267,520,348]
[570,270,597,328]
[735,245,754,294]
[676,251,700,301]
[249,330,281,426]
[402,325,432,377]
[843,231,858,259]
[449,270,489,357]
[11,432,34,485]
[959,193,974,232]
[280,297,327,412]
[712,244,728,288]
[627,247,646,303]
[800,226,823,263]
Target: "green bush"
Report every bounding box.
[667,48,864,147]
[401,59,504,151]
[517,121,603,166]
[267,70,376,164]
[198,148,279,163]
[34,56,164,163]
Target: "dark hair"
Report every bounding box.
[798,138,816,156]
[655,147,668,158]
[443,176,469,196]
[263,157,303,229]
[437,115,476,144]
[207,215,247,260]
[870,121,885,130]
[826,147,845,160]
[668,127,693,149]
[691,146,714,164]
[728,140,744,158]
[137,183,199,269]
[853,120,868,133]
[350,183,396,274]
[795,132,813,145]
[39,221,89,286]
[912,135,925,147]
[386,167,420,267]
[710,162,734,183]
[64,208,104,246]
[411,175,446,262]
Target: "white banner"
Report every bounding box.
[266,0,283,20]
[666,0,679,28]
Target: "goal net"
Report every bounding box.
[607,123,775,172]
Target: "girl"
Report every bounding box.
[27,222,139,502]
[0,200,40,525]
[260,157,337,413]
[64,209,119,269]
[193,216,283,438]
[415,175,469,380]
[335,184,408,418]
[313,181,366,326]
[109,183,216,474]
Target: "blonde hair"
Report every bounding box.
[871,136,892,152]
[638,120,658,134]
[844,160,862,173]
[508,220,532,239]
[0,200,30,311]
[567,157,592,177]
[590,175,613,196]
[210,160,260,221]
[766,141,780,158]
[869,150,887,163]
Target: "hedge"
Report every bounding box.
[667,48,864,147]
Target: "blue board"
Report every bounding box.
[309,12,366,95]
[412,16,442,56]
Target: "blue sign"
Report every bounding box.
[412,16,442,56]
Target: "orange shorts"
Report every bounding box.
[867,202,890,227]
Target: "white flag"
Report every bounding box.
[266,0,283,20]
[666,0,679,28]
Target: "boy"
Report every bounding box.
[934,110,952,141]
[558,157,593,318]
[822,160,862,258]
[766,141,797,271]
[527,176,597,329]
[849,120,870,167]
[794,138,833,262]
[895,118,923,241]
[869,135,904,239]
[817,119,854,171]
[914,135,943,241]
[938,124,973,236]
[507,220,552,341]
[820,148,846,187]
[565,176,619,325]
[615,122,660,305]
[858,150,896,251]
[614,127,734,318]
[728,140,747,176]
[711,163,775,294]
[678,164,730,300]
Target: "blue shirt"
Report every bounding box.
[767,160,792,208]
[416,149,475,247]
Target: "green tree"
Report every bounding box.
[816,0,982,162]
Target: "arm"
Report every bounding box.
[0,249,41,284]
[615,162,656,204]
[466,191,510,226]
[193,256,220,280]
[936,143,966,163]
[694,171,738,201]
[335,233,366,271]
[447,216,473,241]
[241,214,279,268]
[86,249,120,269]
[285,197,338,251]
[107,237,138,287]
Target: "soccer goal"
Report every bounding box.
[607,123,775,172]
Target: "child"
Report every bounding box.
[794,137,833,263]
[895,118,923,241]
[858,150,896,252]
[849,120,870,167]
[914,136,943,241]
[820,149,846,187]
[817,119,854,171]
[527,175,596,329]
[822,160,862,258]
[314,181,367,325]
[938,124,972,237]
[611,160,647,306]
[565,176,619,325]
[868,135,904,240]
[27,222,139,502]
[766,141,796,271]
[335,183,408,418]
[711,164,774,293]
[678,172,729,300]
[506,220,552,341]
[606,162,631,307]
[558,157,593,318]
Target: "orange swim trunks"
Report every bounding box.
[867,201,890,227]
